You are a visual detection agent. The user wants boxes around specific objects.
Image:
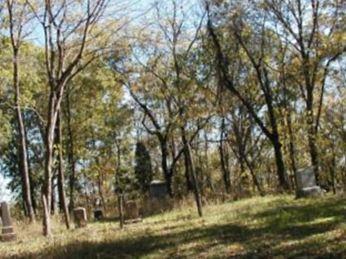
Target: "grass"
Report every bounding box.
[0,194,345,258]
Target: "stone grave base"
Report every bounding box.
[2,226,14,234]
[141,197,173,216]
[0,233,16,242]
[296,186,323,198]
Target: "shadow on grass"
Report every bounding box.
[15,196,346,259]
[256,196,345,225]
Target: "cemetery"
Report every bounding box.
[0,194,344,258]
[0,0,345,258]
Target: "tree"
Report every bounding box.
[28,0,108,236]
[6,0,35,222]
[206,1,290,190]
[134,141,153,193]
[60,57,132,216]
[55,110,70,228]
[264,0,345,183]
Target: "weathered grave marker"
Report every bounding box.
[73,207,87,228]
[0,202,16,242]
[124,201,140,220]
[94,209,103,221]
[149,180,168,199]
[93,198,103,221]
[296,167,323,198]
[148,180,173,214]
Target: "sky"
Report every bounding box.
[0,174,12,202]
[26,0,201,45]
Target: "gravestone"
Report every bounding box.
[148,180,173,214]
[0,202,16,242]
[149,180,169,199]
[94,209,103,221]
[93,198,103,221]
[73,207,87,228]
[296,167,323,198]
[124,201,139,220]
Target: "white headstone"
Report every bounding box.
[296,167,316,189]
[296,167,322,198]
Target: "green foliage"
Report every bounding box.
[0,110,11,151]
[134,141,153,193]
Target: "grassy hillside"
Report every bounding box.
[0,194,345,258]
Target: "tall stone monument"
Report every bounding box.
[296,167,323,198]
[0,202,16,242]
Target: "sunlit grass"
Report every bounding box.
[0,194,345,258]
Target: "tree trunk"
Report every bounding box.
[186,142,203,217]
[97,169,106,212]
[12,47,35,223]
[43,79,66,236]
[118,194,124,229]
[7,1,35,223]
[243,155,265,196]
[309,135,319,184]
[29,173,37,214]
[286,111,298,191]
[115,139,124,229]
[304,52,319,184]
[159,138,173,196]
[26,128,37,214]
[219,144,231,193]
[308,129,319,184]
[42,193,51,237]
[94,138,106,211]
[262,74,290,191]
[181,128,194,192]
[51,176,56,215]
[56,111,71,229]
[271,133,290,191]
[66,92,76,211]
[219,118,231,193]
[43,92,57,225]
